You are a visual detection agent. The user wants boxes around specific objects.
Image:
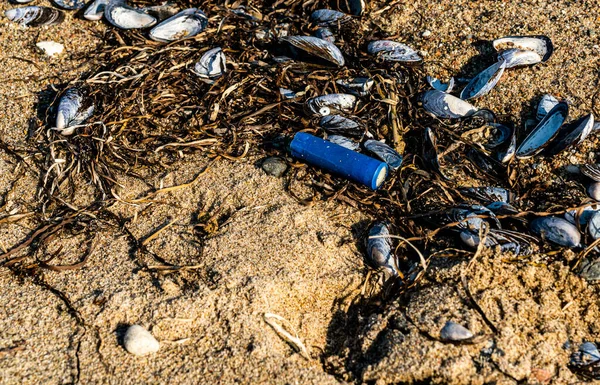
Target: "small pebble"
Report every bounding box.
[422,30,431,38]
[36,41,64,57]
[440,321,473,342]
[261,157,287,177]
[123,325,160,356]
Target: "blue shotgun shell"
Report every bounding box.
[290,132,388,190]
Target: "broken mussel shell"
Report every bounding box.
[426,76,455,93]
[309,9,350,26]
[530,216,581,248]
[364,140,403,171]
[569,341,600,380]
[460,59,506,100]
[52,0,86,10]
[515,101,569,159]
[55,87,95,135]
[439,321,474,343]
[421,90,478,119]
[367,40,422,63]
[422,127,449,180]
[193,47,226,79]
[280,36,345,67]
[460,228,537,255]
[314,28,335,43]
[319,115,363,137]
[498,48,542,68]
[326,135,359,151]
[544,113,594,156]
[5,6,64,27]
[588,211,600,240]
[104,0,157,30]
[458,187,515,204]
[366,222,399,277]
[492,35,553,62]
[304,93,356,117]
[564,205,600,226]
[581,164,600,182]
[536,94,559,121]
[336,77,373,96]
[149,8,208,43]
[425,204,501,232]
[84,0,108,21]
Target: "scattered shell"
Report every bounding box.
[261,157,288,177]
[319,115,363,137]
[460,59,506,100]
[461,228,536,255]
[281,36,345,66]
[123,325,160,356]
[52,0,86,10]
[458,187,515,204]
[36,41,64,57]
[588,183,600,201]
[105,0,157,30]
[536,94,560,121]
[309,9,350,26]
[530,216,581,248]
[545,113,594,155]
[367,40,422,63]
[193,48,226,78]
[564,205,600,225]
[314,27,335,43]
[55,88,95,135]
[336,77,374,97]
[5,6,64,27]
[581,164,600,182]
[364,140,403,171]
[570,341,600,374]
[426,76,455,93]
[327,135,359,151]
[366,222,399,276]
[304,93,356,117]
[589,212,600,240]
[440,321,474,342]
[515,101,569,159]
[84,0,108,21]
[498,48,542,68]
[149,8,208,43]
[279,88,296,99]
[492,35,553,62]
[421,90,478,119]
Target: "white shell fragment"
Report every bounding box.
[421,90,478,119]
[5,6,64,27]
[426,76,455,93]
[492,35,554,62]
[516,102,568,159]
[123,325,160,356]
[304,93,356,117]
[336,77,374,96]
[440,321,474,342]
[149,8,208,43]
[36,41,64,57]
[366,222,399,276]
[498,48,542,68]
[281,36,345,67]
[367,40,422,63]
[536,94,559,121]
[105,0,157,30]
[193,47,227,79]
[460,59,506,100]
[84,0,108,21]
[55,88,95,135]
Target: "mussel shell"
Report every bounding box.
[364,140,403,171]
[336,77,373,96]
[544,113,594,156]
[458,187,515,204]
[309,9,350,26]
[149,8,207,43]
[588,182,600,201]
[421,90,477,119]
[335,0,364,16]
[466,148,506,180]
[193,47,226,78]
[366,222,399,276]
[492,35,553,62]
[427,204,501,231]
[314,28,335,43]
[422,127,449,180]
[5,6,64,27]
[367,40,422,63]
[104,0,157,29]
[588,212,600,240]
[581,164,600,183]
[84,0,108,21]
[319,115,363,137]
[570,341,600,369]
[304,93,356,117]
[426,76,455,93]
[279,88,296,99]
[530,216,581,248]
[515,101,569,159]
[55,88,95,135]
[327,135,359,151]
[498,48,542,68]
[440,321,473,342]
[460,59,506,100]
[536,94,559,121]
[281,36,345,66]
[53,0,86,10]
[564,205,600,225]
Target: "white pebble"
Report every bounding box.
[36,41,64,57]
[123,325,160,356]
[422,30,432,38]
